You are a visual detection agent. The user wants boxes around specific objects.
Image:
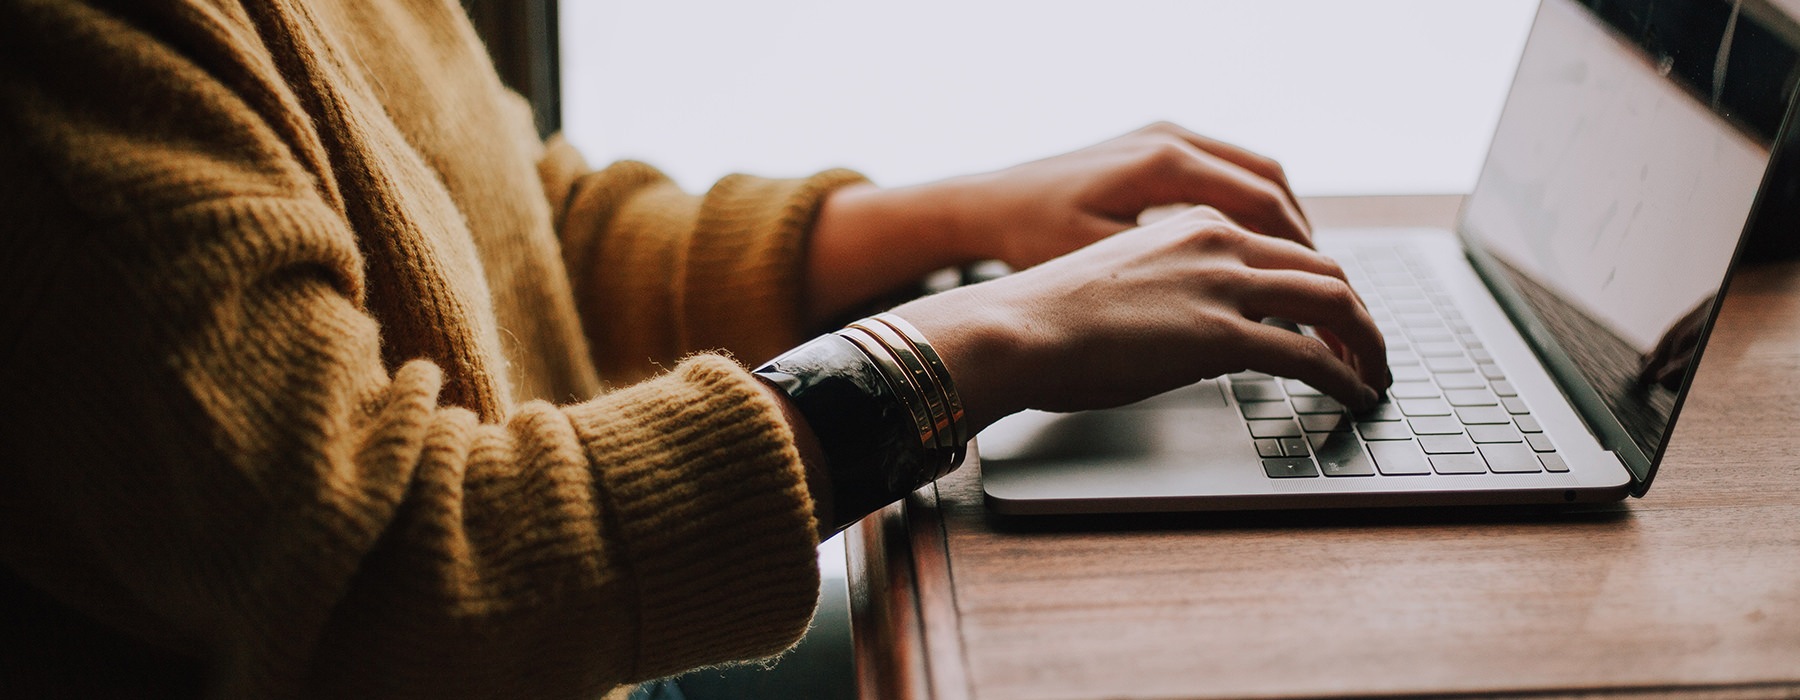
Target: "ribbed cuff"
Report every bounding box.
[561,354,821,679]
[684,169,870,366]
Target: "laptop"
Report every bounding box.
[979,0,1799,514]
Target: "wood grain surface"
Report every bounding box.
[850,196,1800,699]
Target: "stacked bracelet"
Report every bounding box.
[838,313,969,479]
[752,314,968,532]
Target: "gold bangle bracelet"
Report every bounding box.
[872,313,968,446]
[846,319,953,451]
[835,327,937,449]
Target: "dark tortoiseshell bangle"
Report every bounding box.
[754,334,952,533]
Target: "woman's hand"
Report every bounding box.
[806,123,1311,326]
[892,206,1389,432]
[945,121,1313,269]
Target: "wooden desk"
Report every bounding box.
[846,195,1800,700]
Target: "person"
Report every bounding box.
[0,1,1390,698]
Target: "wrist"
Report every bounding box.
[838,176,998,265]
[808,182,983,326]
[911,172,1004,264]
[752,377,835,540]
[754,331,963,533]
[890,285,1034,433]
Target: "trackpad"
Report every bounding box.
[979,380,1262,501]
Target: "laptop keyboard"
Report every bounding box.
[1230,246,1568,479]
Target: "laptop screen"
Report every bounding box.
[1459,0,1795,484]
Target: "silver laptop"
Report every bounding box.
[980,0,1797,514]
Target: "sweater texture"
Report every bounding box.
[0,0,866,697]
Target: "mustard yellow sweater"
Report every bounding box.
[0,1,866,697]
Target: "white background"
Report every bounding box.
[562,0,1539,197]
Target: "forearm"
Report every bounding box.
[805,180,991,327]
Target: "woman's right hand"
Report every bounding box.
[892,205,1392,433]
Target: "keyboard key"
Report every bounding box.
[1228,371,1272,380]
[1515,415,1543,433]
[1263,457,1319,478]
[1241,401,1294,419]
[1301,414,1352,433]
[1408,416,1465,435]
[1357,421,1414,441]
[1480,443,1542,473]
[1388,350,1421,366]
[1478,363,1507,380]
[1389,382,1440,399]
[1436,373,1487,390]
[1248,419,1302,438]
[1283,379,1324,396]
[1233,382,1285,402]
[1540,453,1569,472]
[1398,398,1452,416]
[1417,341,1463,357]
[1279,437,1311,457]
[1399,312,1442,328]
[1391,365,1431,382]
[1493,380,1518,396]
[1407,328,1453,342]
[1431,454,1488,474]
[1255,439,1284,457]
[1292,396,1346,414]
[1470,348,1494,362]
[1419,434,1477,454]
[1468,424,1524,443]
[1446,389,1498,406]
[1406,324,1449,340]
[1426,356,1474,373]
[1309,433,1376,476]
[1368,440,1432,475]
[1501,397,1530,414]
[1526,433,1556,452]
[1456,406,1512,424]
[1355,402,1405,421]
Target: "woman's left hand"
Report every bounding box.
[942,121,1312,268]
[806,122,1312,325]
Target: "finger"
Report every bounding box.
[1233,233,1346,280]
[1316,326,1354,370]
[1156,142,1313,247]
[1150,122,1311,229]
[1234,319,1379,410]
[1138,203,1196,226]
[1211,226,1369,313]
[1239,269,1391,390]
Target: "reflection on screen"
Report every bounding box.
[1461,0,1784,470]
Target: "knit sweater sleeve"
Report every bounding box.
[0,3,817,697]
[537,136,868,383]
